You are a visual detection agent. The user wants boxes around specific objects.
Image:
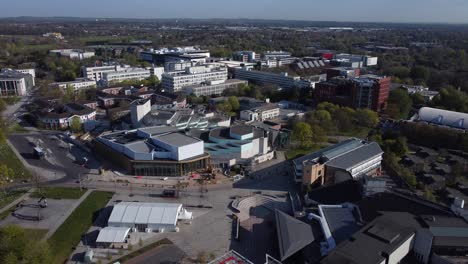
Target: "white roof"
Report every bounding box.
[418,107,468,130]
[108,202,182,226]
[96,227,130,243]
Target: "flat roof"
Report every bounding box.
[96,227,130,243]
[155,132,200,147]
[325,142,383,170]
[108,202,182,226]
[230,125,253,136]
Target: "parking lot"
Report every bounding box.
[8,132,100,181]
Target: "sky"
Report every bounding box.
[1,0,468,24]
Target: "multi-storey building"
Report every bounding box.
[81,65,123,82]
[140,46,210,65]
[50,78,96,91]
[0,69,35,96]
[102,68,151,86]
[49,49,95,60]
[315,74,391,112]
[233,51,260,63]
[240,104,280,122]
[263,50,292,60]
[184,79,247,96]
[234,68,313,89]
[161,66,228,92]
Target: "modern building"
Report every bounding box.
[152,91,187,109]
[49,49,95,60]
[233,51,260,63]
[293,138,383,185]
[240,104,280,122]
[0,69,35,96]
[417,107,468,130]
[202,124,273,167]
[325,67,361,80]
[107,202,192,233]
[140,46,210,65]
[264,50,292,60]
[184,79,247,96]
[11,68,36,86]
[81,65,123,82]
[95,127,210,176]
[161,65,228,92]
[50,78,96,91]
[102,68,151,86]
[234,68,314,90]
[315,74,391,112]
[332,53,378,68]
[164,61,194,72]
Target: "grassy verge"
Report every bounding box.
[0,204,17,221]
[113,238,173,263]
[0,139,31,179]
[0,189,28,209]
[8,123,28,133]
[48,191,113,264]
[31,187,86,200]
[285,144,326,160]
[24,228,48,240]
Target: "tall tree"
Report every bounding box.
[293,122,313,148]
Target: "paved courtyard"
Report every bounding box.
[0,198,78,230]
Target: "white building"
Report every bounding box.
[240,104,280,122]
[14,69,36,86]
[81,65,123,82]
[0,70,34,96]
[50,78,96,91]
[49,49,95,60]
[417,107,468,130]
[149,67,165,81]
[102,68,151,86]
[131,99,152,127]
[107,202,192,233]
[264,51,292,60]
[184,79,247,97]
[161,65,228,92]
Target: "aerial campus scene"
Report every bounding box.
[0,1,468,264]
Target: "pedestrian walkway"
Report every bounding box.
[42,189,92,240]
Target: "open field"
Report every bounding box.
[47,191,113,264]
[31,187,86,200]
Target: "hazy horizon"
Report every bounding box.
[1,0,468,24]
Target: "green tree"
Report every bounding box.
[423,187,436,202]
[354,109,379,128]
[387,89,412,119]
[69,116,82,133]
[410,66,430,82]
[293,122,313,148]
[227,96,240,111]
[410,93,425,105]
[62,85,75,104]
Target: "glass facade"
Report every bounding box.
[132,156,209,177]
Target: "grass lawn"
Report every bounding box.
[0,139,31,179]
[0,204,17,221]
[338,127,372,138]
[285,144,327,160]
[8,123,28,133]
[0,189,28,209]
[24,228,48,240]
[31,187,86,200]
[48,191,113,264]
[113,238,173,263]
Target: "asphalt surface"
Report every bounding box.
[8,131,100,186]
[125,244,185,264]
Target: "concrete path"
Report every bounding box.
[42,189,92,240]
[0,189,33,214]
